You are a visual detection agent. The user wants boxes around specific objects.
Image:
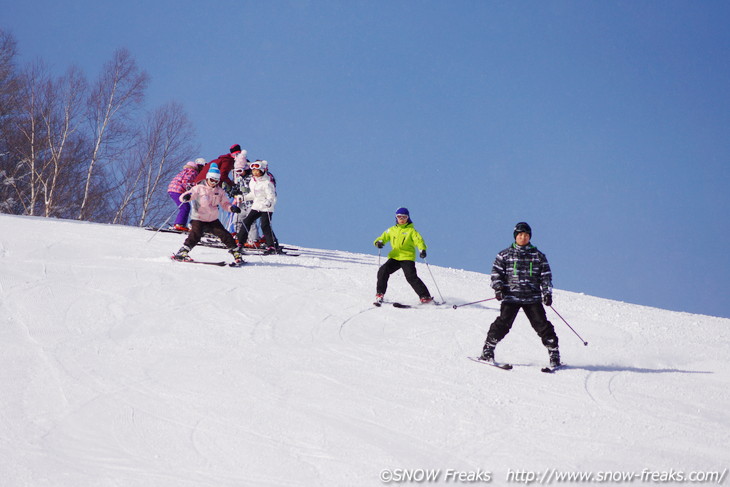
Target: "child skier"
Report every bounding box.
[231,154,276,248]
[235,160,279,254]
[373,207,433,304]
[479,222,560,368]
[172,163,245,265]
[166,158,205,231]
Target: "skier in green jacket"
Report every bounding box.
[373,207,433,304]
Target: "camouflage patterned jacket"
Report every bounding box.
[491,243,553,304]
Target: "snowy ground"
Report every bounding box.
[1,214,728,486]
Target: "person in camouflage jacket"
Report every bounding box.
[480,222,561,367]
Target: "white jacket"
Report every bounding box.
[243,172,277,212]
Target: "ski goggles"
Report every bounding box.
[233,168,245,174]
[250,162,264,170]
[396,214,409,219]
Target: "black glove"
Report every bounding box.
[181,193,191,202]
[375,241,384,249]
[495,289,503,301]
[543,294,553,307]
[419,250,427,259]
[230,205,241,214]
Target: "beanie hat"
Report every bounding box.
[194,157,207,166]
[230,144,242,154]
[184,160,198,168]
[233,151,249,174]
[207,163,221,180]
[513,221,532,239]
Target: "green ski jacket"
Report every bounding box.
[374,223,427,261]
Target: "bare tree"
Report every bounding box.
[10,60,47,216]
[79,48,148,220]
[112,102,196,226]
[39,66,87,217]
[9,62,89,218]
[0,29,21,214]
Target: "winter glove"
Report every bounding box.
[375,241,384,249]
[419,250,427,259]
[543,294,553,307]
[180,193,192,202]
[495,288,503,301]
[230,205,241,214]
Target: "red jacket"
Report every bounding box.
[193,154,235,186]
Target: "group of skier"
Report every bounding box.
[166,144,280,266]
[166,147,561,369]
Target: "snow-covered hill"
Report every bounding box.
[1,214,728,486]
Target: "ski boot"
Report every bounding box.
[229,247,245,265]
[173,224,189,232]
[173,245,192,261]
[375,293,384,304]
[420,296,434,304]
[548,348,561,368]
[263,245,285,255]
[480,342,496,363]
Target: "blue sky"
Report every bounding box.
[4,0,730,318]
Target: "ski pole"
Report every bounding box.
[423,257,444,303]
[377,247,381,267]
[549,305,588,346]
[147,201,185,243]
[452,297,497,310]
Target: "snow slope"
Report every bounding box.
[1,214,728,486]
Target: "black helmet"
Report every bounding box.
[513,222,532,239]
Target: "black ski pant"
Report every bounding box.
[237,210,277,248]
[185,219,237,250]
[485,301,559,349]
[376,258,431,299]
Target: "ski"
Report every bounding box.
[467,356,513,370]
[170,255,227,266]
[147,226,185,234]
[240,249,300,256]
[541,364,566,373]
[373,301,443,309]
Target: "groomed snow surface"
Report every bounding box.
[1,214,728,486]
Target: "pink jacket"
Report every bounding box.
[167,167,199,193]
[180,183,233,222]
